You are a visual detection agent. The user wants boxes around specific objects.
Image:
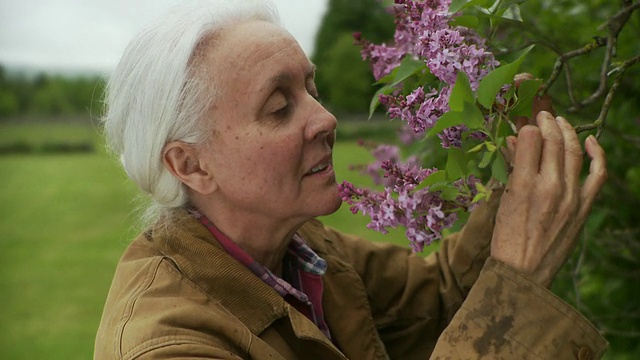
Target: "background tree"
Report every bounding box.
[0,69,104,120]
[312,0,395,114]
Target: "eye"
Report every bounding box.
[273,101,292,118]
[264,90,292,119]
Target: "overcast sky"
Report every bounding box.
[0,0,328,75]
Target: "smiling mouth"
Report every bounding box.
[305,162,331,176]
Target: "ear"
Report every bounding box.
[162,141,217,195]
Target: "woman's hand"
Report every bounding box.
[490,111,607,288]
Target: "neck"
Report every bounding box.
[194,201,304,277]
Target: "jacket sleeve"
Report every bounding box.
[319,190,503,358]
[431,258,608,359]
[320,188,607,359]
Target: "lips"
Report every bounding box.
[305,155,333,176]
[308,163,329,174]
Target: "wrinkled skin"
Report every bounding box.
[492,110,607,287]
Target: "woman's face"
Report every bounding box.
[197,20,341,227]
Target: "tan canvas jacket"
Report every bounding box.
[94,195,607,359]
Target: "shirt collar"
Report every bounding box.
[188,208,327,293]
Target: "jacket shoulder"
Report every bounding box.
[94,236,252,359]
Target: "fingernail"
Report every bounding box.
[537,110,551,120]
[587,135,598,144]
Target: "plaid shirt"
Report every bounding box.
[189,209,332,340]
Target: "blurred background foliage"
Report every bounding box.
[0,0,638,358]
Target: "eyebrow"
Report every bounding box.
[265,63,317,90]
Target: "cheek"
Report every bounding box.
[234,134,304,183]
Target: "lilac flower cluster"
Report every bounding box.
[343,0,497,251]
[361,143,422,187]
[338,155,480,252]
[358,0,498,147]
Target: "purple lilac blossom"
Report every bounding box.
[338,172,481,252]
[344,0,496,251]
[358,0,498,144]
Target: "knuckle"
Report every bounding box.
[566,145,583,158]
[596,167,608,183]
[541,178,563,198]
[519,125,541,138]
[561,189,580,212]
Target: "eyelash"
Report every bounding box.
[273,102,292,118]
[270,86,321,119]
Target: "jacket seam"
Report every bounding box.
[114,256,164,359]
[123,335,238,359]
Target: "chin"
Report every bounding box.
[315,192,342,217]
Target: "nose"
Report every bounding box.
[305,100,337,146]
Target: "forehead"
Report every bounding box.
[207,20,312,92]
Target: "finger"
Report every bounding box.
[500,136,517,173]
[510,125,542,187]
[556,116,583,189]
[579,135,607,218]
[506,136,517,161]
[536,111,564,178]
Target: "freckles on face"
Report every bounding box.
[197,20,340,222]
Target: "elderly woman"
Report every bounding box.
[95,1,608,359]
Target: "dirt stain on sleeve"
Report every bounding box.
[472,314,514,356]
[462,275,516,357]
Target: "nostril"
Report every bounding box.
[326,130,336,148]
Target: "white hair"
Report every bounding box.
[102,0,281,223]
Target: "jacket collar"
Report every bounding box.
[146,210,329,337]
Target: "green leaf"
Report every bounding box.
[468,142,485,153]
[491,155,509,183]
[441,187,462,201]
[502,4,523,22]
[449,72,475,112]
[422,170,447,187]
[472,192,487,203]
[389,57,425,87]
[449,0,470,13]
[475,181,487,194]
[450,15,479,28]
[369,57,427,118]
[446,148,468,181]
[427,103,485,138]
[461,102,486,130]
[477,44,535,109]
[509,79,542,117]
[449,0,494,14]
[429,182,450,192]
[485,141,497,152]
[427,111,464,137]
[478,149,494,168]
[414,170,447,191]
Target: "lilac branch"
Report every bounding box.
[574,54,640,138]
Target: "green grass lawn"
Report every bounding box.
[0,152,136,359]
[0,121,426,359]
